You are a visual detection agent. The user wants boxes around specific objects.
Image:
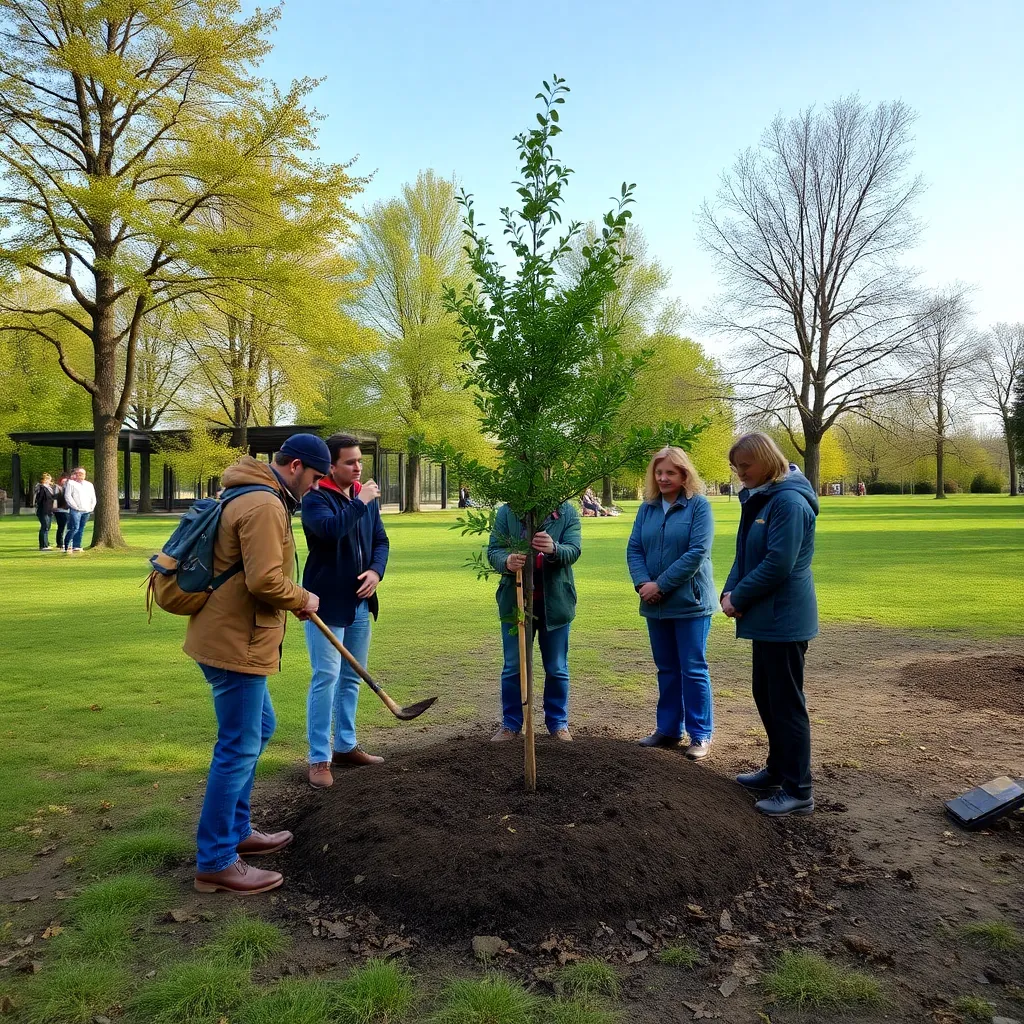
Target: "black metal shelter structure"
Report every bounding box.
[8,426,448,514]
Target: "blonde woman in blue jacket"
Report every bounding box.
[627,447,717,760]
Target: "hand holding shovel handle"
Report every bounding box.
[309,612,437,722]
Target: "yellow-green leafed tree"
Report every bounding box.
[343,170,486,511]
[161,425,246,497]
[0,0,361,546]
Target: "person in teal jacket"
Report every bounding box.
[721,432,819,817]
[487,502,582,742]
[627,447,717,759]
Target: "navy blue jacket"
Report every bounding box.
[626,494,718,619]
[300,480,389,628]
[722,466,819,642]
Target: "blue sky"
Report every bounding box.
[246,0,1023,343]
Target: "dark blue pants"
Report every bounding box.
[196,664,276,873]
[36,511,53,549]
[752,640,812,799]
[54,510,69,549]
[500,620,570,733]
[646,615,714,742]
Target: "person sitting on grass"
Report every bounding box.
[627,446,717,760]
[721,432,819,817]
[488,501,582,743]
[188,433,327,895]
[300,434,390,790]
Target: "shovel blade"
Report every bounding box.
[394,695,438,721]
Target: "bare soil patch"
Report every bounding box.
[901,653,1024,715]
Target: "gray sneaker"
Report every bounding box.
[685,738,712,760]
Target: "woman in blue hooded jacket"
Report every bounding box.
[721,432,819,817]
[627,447,717,759]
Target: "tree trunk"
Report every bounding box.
[1004,416,1018,497]
[601,474,613,508]
[137,452,152,514]
[522,510,537,793]
[91,412,126,548]
[935,435,946,498]
[230,406,248,451]
[802,435,821,494]
[404,447,421,513]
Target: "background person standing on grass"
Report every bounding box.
[54,474,70,549]
[721,432,819,818]
[62,467,96,552]
[33,472,57,550]
[627,447,718,759]
[487,501,582,743]
[300,434,390,790]
[187,433,327,896]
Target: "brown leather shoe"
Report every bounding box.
[194,858,283,894]
[491,727,520,742]
[552,728,573,742]
[308,762,334,788]
[237,829,293,856]
[332,746,384,767]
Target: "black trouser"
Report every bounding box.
[54,509,68,549]
[752,640,812,799]
[36,510,53,549]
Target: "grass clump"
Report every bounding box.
[431,975,538,1024]
[655,943,700,968]
[90,829,192,872]
[558,961,620,1002]
[50,911,135,960]
[953,995,995,1020]
[130,957,250,1024]
[960,920,1023,952]
[543,1000,618,1024]
[25,960,130,1024]
[336,959,415,1023]
[238,978,343,1024]
[71,872,172,920]
[126,805,187,831]
[208,912,289,966]
[763,951,882,1010]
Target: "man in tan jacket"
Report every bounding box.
[190,433,328,895]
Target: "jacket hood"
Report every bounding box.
[222,456,284,492]
[764,464,820,515]
[318,477,361,497]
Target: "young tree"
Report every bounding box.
[427,77,699,791]
[699,96,925,492]
[348,170,480,511]
[913,285,978,498]
[0,0,360,546]
[975,322,1024,496]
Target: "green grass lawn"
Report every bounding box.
[0,494,1020,874]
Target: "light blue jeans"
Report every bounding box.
[196,664,275,873]
[304,601,371,763]
[65,509,90,550]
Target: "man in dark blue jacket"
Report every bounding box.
[300,434,390,789]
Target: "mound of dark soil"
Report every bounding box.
[903,654,1023,714]
[288,736,788,940]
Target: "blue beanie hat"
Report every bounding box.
[278,433,331,475]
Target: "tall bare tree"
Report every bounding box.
[913,285,978,497]
[975,323,1024,496]
[699,96,925,492]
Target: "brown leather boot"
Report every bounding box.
[237,829,293,856]
[491,727,520,742]
[308,762,334,788]
[194,858,283,894]
[332,746,384,767]
[552,728,573,742]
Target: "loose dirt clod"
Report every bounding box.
[287,736,789,939]
[902,654,1023,714]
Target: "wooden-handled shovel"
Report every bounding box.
[515,569,537,790]
[309,612,438,721]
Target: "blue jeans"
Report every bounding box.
[65,509,90,549]
[304,601,371,763]
[500,619,571,733]
[646,615,714,742]
[37,511,53,549]
[196,664,275,873]
[54,510,69,549]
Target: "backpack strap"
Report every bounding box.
[209,483,288,591]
